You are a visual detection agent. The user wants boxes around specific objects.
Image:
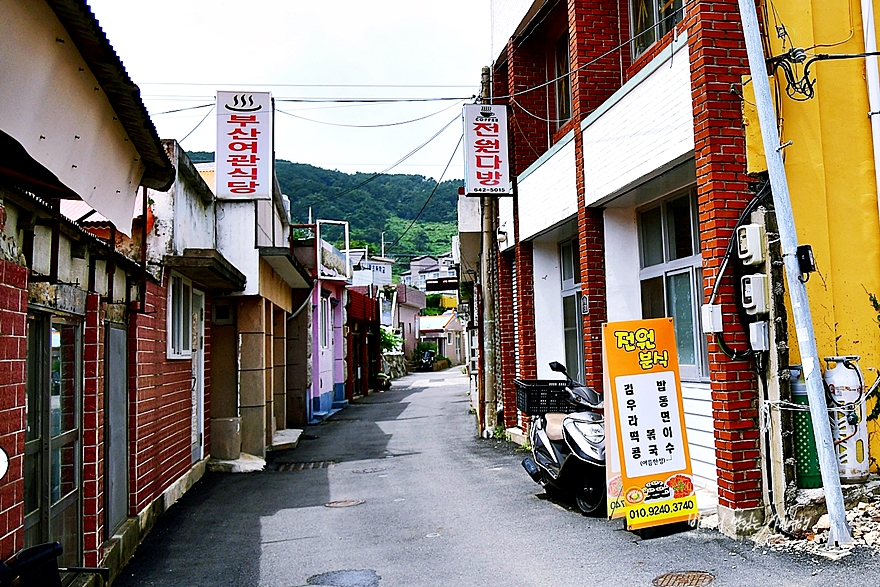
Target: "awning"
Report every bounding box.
[163,249,246,293]
[260,247,313,289]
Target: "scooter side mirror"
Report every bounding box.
[549,361,568,376]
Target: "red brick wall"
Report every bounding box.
[128,277,194,515]
[515,241,537,381]
[686,1,762,511]
[505,36,551,174]
[0,259,27,559]
[497,250,517,427]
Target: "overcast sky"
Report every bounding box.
[87,0,493,181]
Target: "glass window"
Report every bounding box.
[631,0,683,58]
[555,32,572,126]
[321,297,331,348]
[637,189,706,381]
[168,274,192,358]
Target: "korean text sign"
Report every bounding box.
[462,104,512,196]
[603,318,697,530]
[216,91,273,200]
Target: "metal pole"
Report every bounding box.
[479,65,497,435]
[737,0,852,546]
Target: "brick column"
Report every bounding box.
[515,241,537,381]
[687,0,764,534]
[0,259,28,558]
[82,293,104,566]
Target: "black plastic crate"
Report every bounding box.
[514,379,573,415]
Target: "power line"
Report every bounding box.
[180,105,215,143]
[324,114,461,201]
[388,134,463,250]
[139,82,480,89]
[276,100,463,128]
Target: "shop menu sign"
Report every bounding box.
[603,318,697,530]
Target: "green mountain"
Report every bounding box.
[187,151,459,262]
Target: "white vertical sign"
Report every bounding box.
[216,91,273,200]
[462,104,512,195]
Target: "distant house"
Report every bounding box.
[379,284,425,360]
[419,310,465,366]
[400,253,456,292]
[347,249,394,286]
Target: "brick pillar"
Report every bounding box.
[687,0,764,533]
[0,259,28,558]
[82,293,104,566]
[497,250,517,428]
[515,242,537,381]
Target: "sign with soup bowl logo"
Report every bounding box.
[603,318,697,530]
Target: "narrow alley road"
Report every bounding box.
[115,368,879,587]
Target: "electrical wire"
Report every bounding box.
[151,102,215,116]
[387,134,463,250]
[276,100,463,128]
[179,104,215,143]
[322,114,461,202]
[139,82,479,89]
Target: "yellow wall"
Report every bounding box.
[747,0,880,468]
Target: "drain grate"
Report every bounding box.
[276,461,334,472]
[325,499,365,508]
[652,572,715,587]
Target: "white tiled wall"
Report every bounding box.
[490,0,539,61]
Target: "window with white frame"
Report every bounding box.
[631,0,683,58]
[168,273,192,358]
[559,238,583,383]
[637,189,708,381]
[320,296,331,348]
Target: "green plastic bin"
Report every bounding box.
[790,366,822,489]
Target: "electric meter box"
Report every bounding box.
[737,224,766,265]
[741,273,769,315]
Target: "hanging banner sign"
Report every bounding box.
[216,91,273,200]
[462,104,512,196]
[603,318,697,530]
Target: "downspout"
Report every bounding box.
[861,0,880,221]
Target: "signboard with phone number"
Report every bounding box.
[603,318,697,531]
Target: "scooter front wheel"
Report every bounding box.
[575,473,606,516]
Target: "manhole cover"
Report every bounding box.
[652,571,715,587]
[307,569,380,587]
[325,500,365,508]
[277,461,334,471]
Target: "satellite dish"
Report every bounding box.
[0,446,7,481]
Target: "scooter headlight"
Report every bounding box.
[573,421,604,444]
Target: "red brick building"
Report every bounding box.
[460,0,765,535]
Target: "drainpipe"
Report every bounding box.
[738,0,853,547]
[861,0,880,223]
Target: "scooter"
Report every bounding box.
[520,361,606,515]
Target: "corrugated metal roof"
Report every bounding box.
[46,0,174,190]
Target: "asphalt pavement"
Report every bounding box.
[113,367,880,587]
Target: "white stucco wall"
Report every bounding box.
[532,237,565,378]
[582,36,694,206]
[604,208,642,322]
[216,201,260,296]
[518,134,578,242]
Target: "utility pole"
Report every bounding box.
[480,65,498,436]
[737,0,852,546]
[381,231,386,257]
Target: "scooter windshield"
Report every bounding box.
[571,384,602,408]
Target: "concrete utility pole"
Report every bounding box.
[737,0,852,546]
[480,65,498,435]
